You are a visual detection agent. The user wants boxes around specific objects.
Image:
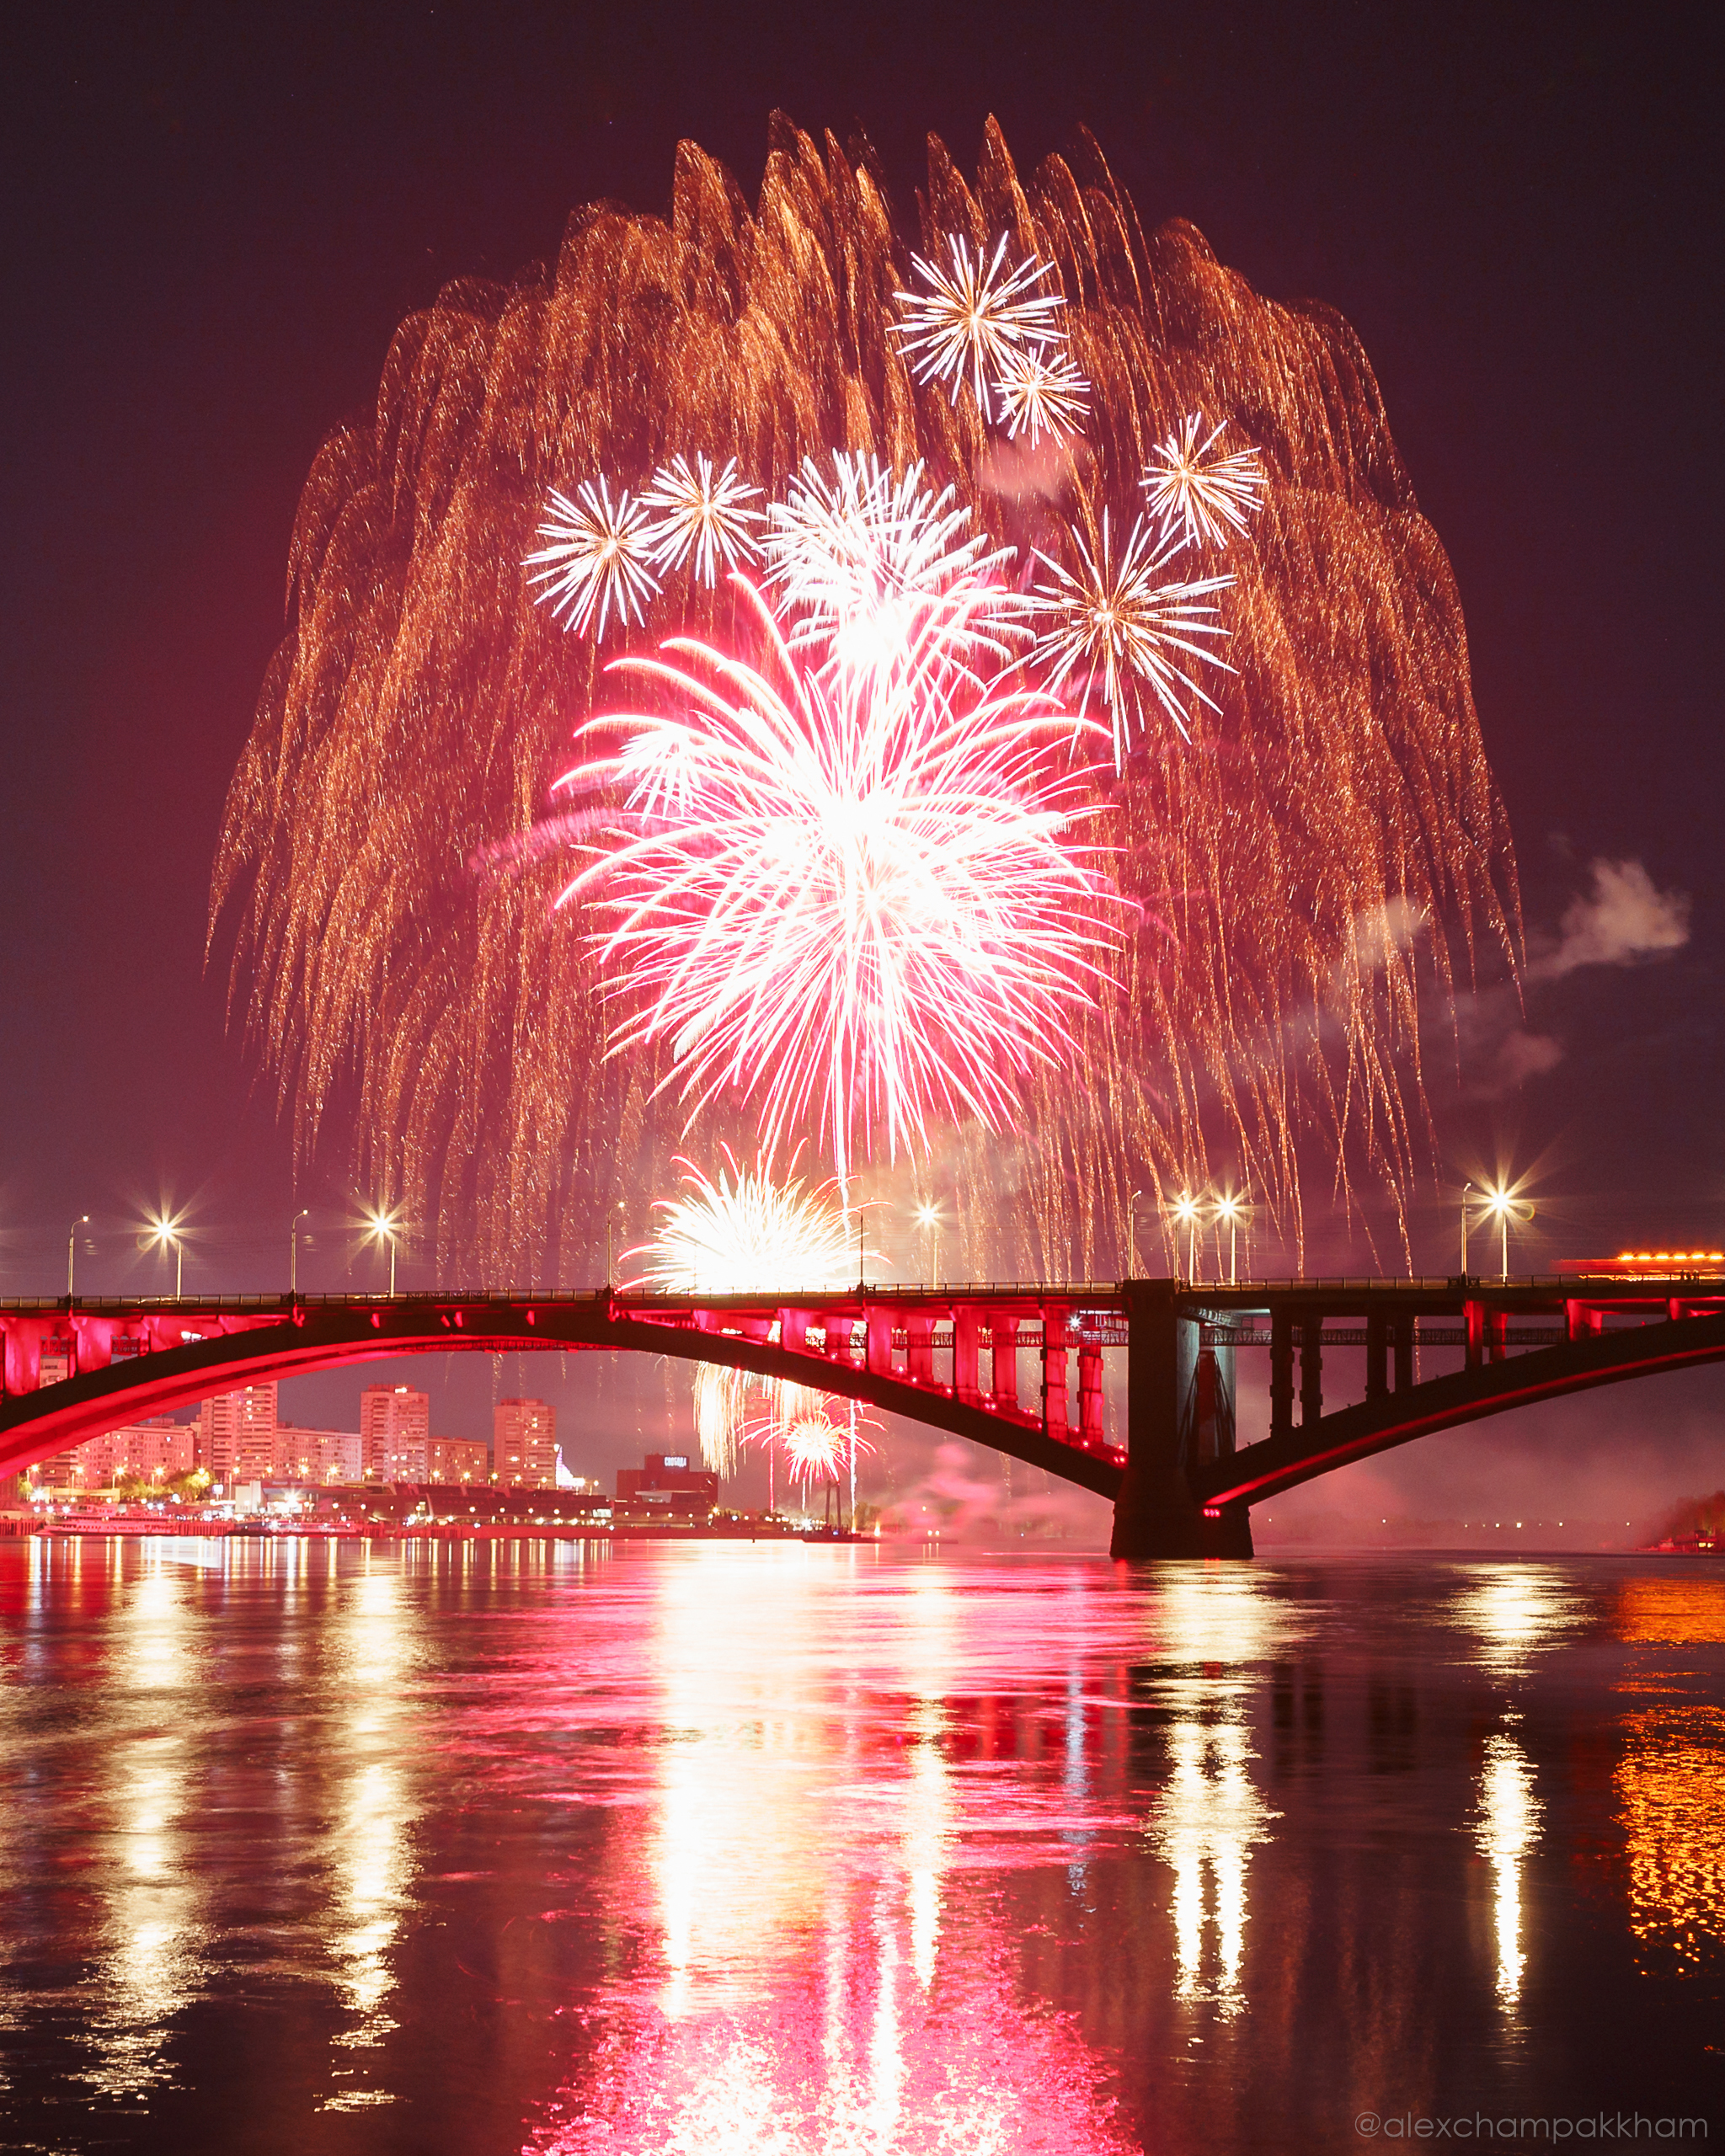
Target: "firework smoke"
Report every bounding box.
[211,117,1518,1281]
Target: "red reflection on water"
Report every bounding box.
[527,1934,1133,2155]
[526,1547,1137,2153]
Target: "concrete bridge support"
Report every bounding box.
[1109,1281,1253,1561]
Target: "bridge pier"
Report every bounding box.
[1109,1282,1253,1561]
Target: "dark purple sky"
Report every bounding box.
[0,4,1717,1500]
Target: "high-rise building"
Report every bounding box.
[275,1425,364,1483]
[360,1385,430,1481]
[428,1436,489,1483]
[199,1385,280,1485]
[494,1399,557,1487]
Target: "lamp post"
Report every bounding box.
[915,1202,940,1287]
[1215,1193,1245,1285]
[1171,1191,1203,1281]
[67,1215,88,1299]
[291,1209,309,1294]
[1481,1183,1535,1282]
[364,1207,401,1296]
[1461,1181,1474,1278]
[1128,1187,1143,1276]
[147,1214,184,1298]
[606,1199,625,1287]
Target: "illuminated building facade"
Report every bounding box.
[428,1435,489,1482]
[494,1398,557,1487]
[360,1385,430,1481]
[200,1384,280,1484]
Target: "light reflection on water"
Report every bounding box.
[0,1543,1721,2153]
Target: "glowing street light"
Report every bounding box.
[290,1208,309,1294]
[1479,1182,1535,1282]
[1214,1190,1247,1285]
[1461,1180,1475,1278]
[1170,1190,1204,1281]
[915,1201,941,1286]
[363,1205,403,1296]
[146,1213,185,1298]
[67,1214,88,1299]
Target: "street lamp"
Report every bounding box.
[1461,1180,1475,1277]
[1171,1190,1204,1281]
[915,1202,940,1286]
[1479,1182,1535,1282]
[291,1209,309,1294]
[67,1215,88,1299]
[605,1199,626,1287]
[1215,1192,1247,1285]
[147,1213,184,1298]
[1128,1187,1143,1276]
[363,1206,402,1296]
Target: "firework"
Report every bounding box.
[630,1151,858,1473]
[1028,512,1236,765]
[892,234,1068,422]
[562,578,1119,1184]
[632,1150,856,1295]
[777,1408,874,1491]
[525,478,661,638]
[640,453,765,584]
[761,452,1020,683]
[1143,414,1268,552]
[214,119,1519,1285]
[994,344,1091,445]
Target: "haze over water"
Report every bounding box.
[0,1540,1719,2152]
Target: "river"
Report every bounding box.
[0,1539,1719,2151]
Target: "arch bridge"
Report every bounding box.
[2,1272,1721,1556]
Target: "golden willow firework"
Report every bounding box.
[211,117,1518,1278]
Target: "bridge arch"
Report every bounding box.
[0,1294,1124,1497]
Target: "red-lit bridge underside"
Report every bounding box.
[1192,1306,1725,1511]
[0,1291,1128,1495]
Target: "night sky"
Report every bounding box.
[1,3,1717,1517]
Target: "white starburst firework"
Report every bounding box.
[1028,511,1237,766]
[525,478,662,639]
[762,452,1022,682]
[628,1150,862,1475]
[892,234,1068,422]
[777,1408,875,1491]
[640,452,765,584]
[994,343,1091,444]
[1142,414,1268,552]
[560,578,1118,1184]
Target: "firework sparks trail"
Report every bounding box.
[640,452,766,584]
[994,344,1092,445]
[629,1150,862,1473]
[525,478,662,638]
[1028,511,1236,765]
[560,577,1120,1186]
[1143,414,1268,552]
[213,118,1521,1287]
[892,234,1068,421]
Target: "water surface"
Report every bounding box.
[1,1540,1720,2151]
